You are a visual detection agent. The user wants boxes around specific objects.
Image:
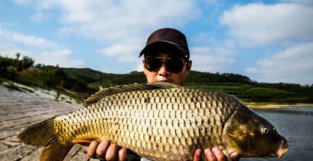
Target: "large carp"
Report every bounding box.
[18,83,288,161]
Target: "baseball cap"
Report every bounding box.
[139,28,190,60]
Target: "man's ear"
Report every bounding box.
[186,60,192,71]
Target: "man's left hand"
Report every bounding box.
[193,147,239,161]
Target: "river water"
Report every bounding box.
[242,106,313,161]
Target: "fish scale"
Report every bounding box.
[51,87,235,161]
[17,83,289,161]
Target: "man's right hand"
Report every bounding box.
[87,140,140,161]
[87,140,126,160]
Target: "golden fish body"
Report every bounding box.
[18,83,289,161]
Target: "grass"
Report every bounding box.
[185,83,305,103]
[1,55,312,104]
[1,81,33,92]
[3,82,23,92]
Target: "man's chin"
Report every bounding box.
[157,80,172,83]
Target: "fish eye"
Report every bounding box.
[261,127,269,134]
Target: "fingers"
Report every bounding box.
[212,147,225,161]
[204,148,217,161]
[193,148,223,161]
[87,140,100,158]
[230,152,240,161]
[105,143,120,161]
[118,147,127,161]
[87,140,127,161]
[204,147,226,161]
[193,149,202,161]
[96,140,111,159]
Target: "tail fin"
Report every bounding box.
[40,140,73,161]
[17,118,56,146]
[18,118,74,161]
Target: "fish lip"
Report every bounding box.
[277,145,289,158]
[228,151,240,159]
[276,138,289,158]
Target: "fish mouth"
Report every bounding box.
[275,137,289,158]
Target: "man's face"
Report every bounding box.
[143,52,192,85]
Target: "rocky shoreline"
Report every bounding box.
[0,84,98,161]
[247,102,313,109]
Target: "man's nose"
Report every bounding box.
[158,63,169,76]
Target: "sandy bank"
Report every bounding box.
[247,102,313,109]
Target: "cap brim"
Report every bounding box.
[139,41,189,59]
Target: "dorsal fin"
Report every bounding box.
[85,82,179,106]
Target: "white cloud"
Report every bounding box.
[31,11,48,22]
[0,28,58,49]
[98,41,141,63]
[54,0,201,65]
[220,3,313,47]
[189,33,238,73]
[13,0,56,9]
[246,42,313,85]
[279,0,313,5]
[220,2,313,84]
[37,49,84,67]
[16,0,200,40]
[190,46,236,73]
[0,44,85,68]
[0,43,32,58]
[0,28,84,68]
[12,0,201,65]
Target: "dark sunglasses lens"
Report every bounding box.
[166,58,184,73]
[145,57,162,72]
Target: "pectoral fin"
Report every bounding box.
[72,139,95,145]
[40,140,73,161]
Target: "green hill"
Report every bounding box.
[1,55,312,103]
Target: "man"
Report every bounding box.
[87,28,239,161]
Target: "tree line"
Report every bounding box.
[1,53,312,102]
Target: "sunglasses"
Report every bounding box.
[144,57,187,73]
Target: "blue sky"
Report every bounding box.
[1,0,312,85]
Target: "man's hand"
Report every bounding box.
[87,140,238,161]
[87,140,127,161]
[87,140,141,161]
[193,147,239,161]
